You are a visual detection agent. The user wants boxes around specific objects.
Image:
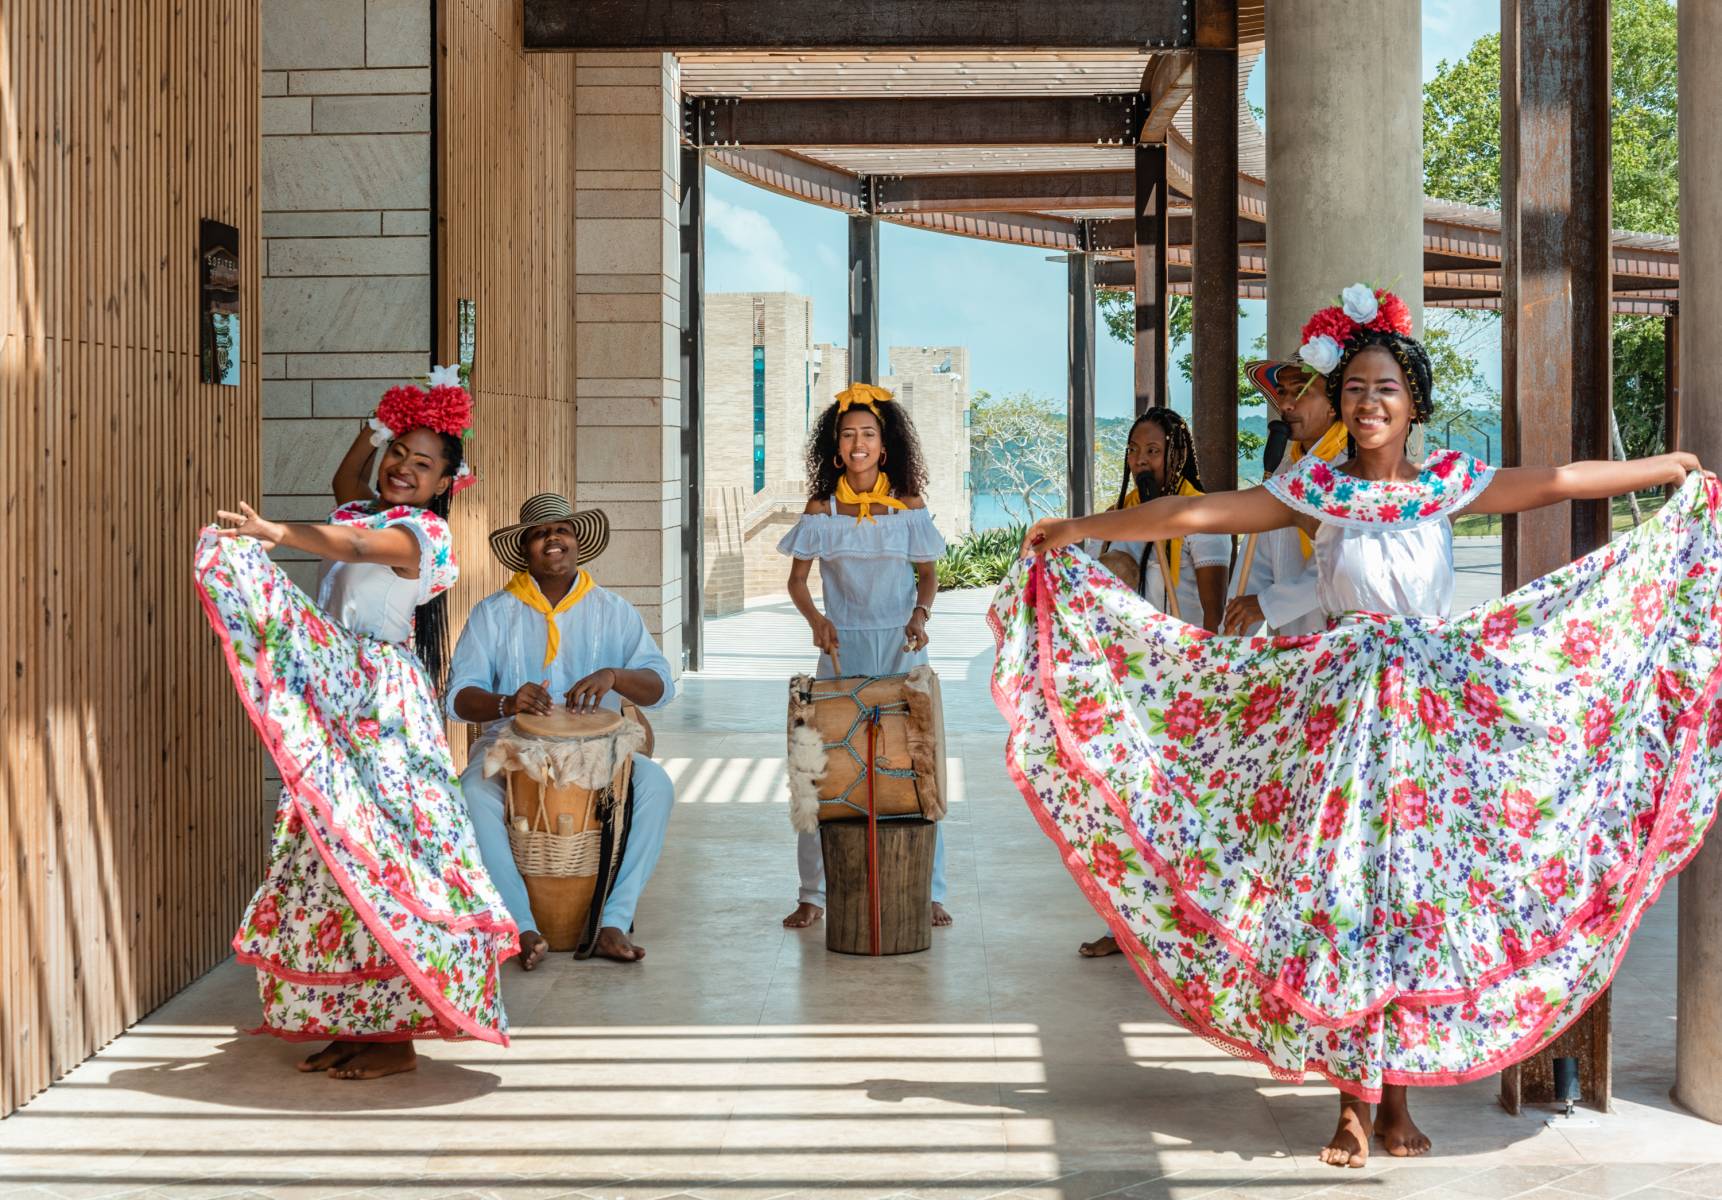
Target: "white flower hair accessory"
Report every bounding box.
[427,363,463,389]
[1298,334,1343,375]
[1340,283,1380,325]
[366,415,394,448]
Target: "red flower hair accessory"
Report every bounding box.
[1296,284,1413,374]
[367,365,478,493]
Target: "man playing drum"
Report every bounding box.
[448,493,676,969]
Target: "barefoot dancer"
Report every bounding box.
[1222,361,1346,637]
[448,494,676,967]
[1000,285,1720,1166]
[195,368,517,1080]
[779,384,953,930]
[1081,407,1230,959]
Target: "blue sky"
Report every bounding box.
[703,1,1502,423]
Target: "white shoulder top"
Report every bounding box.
[776,503,946,632]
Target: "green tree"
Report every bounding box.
[1095,291,1266,467]
[1423,0,1678,458]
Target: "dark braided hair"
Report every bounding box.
[1324,330,1435,426]
[408,430,464,694]
[1113,407,1203,598]
[804,398,930,501]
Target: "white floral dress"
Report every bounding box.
[195,502,517,1044]
[990,452,1722,1098]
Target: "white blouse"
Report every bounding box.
[1312,520,1455,620]
[314,502,456,645]
[776,504,946,632]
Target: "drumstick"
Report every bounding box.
[1153,541,1182,622]
[829,642,842,677]
[1234,533,1261,597]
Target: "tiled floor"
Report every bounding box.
[3,561,1719,1200]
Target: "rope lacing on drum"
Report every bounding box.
[802,679,919,819]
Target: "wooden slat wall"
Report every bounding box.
[436,0,578,656]
[1,1,263,1117]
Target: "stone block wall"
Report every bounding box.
[881,345,972,542]
[573,52,685,669]
[261,0,432,594]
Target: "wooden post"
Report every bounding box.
[1134,145,1170,414]
[1497,0,1614,1115]
[1192,0,1239,491]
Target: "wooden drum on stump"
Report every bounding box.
[787,666,947,956]
[482,707,646,955]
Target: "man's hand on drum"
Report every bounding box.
[810,615,842,672]
[565,668,618,713]
[504,680,554,717]
[1221,593,1265,636]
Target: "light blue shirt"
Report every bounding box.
[446,580,675,751]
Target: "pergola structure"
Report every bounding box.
[525,0,1684,616]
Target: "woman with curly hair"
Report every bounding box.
[999,285,1716,1165]
[195,368,517,1081]
[777,384,952,930]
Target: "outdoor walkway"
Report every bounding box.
[3,556,1720,1200]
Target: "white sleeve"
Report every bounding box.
[1256,557,1324,632]
[445,603,496,722]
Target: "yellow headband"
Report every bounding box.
[835,382,894,416]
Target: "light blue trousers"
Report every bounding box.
[460,752,674,935]
[797,825,947,909]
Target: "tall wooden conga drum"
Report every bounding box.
[787,666,946,956]
[482,708,645,953]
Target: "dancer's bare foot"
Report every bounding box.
[328,1042,417,1081]
[932,902,953,927]
[1078,934,1120,957]
[297,1040,362,1073]
[592,926,646,962]
[783,902,823,928]
[1374,1085,1431,1157]
[1320,1095,1372,1168]
[517,930,548,971]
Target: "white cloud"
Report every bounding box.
[706,194,806,293]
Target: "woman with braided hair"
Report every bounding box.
[995,285,1719,1164]
[195,367,517,1080]
[1094,406,1231,631]
[1078,406,1230,960]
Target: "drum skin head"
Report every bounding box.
[514,707,623,739]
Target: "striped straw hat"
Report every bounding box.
[488,493,610,573]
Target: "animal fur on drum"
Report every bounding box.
[482,717,647,793]
[785,665,947,833]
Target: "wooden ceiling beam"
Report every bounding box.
[685,94,1145,148]
[1140,50,1194,142]
[526,0,1194,52]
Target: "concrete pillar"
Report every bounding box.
[1674,0,1722,1126]
[573,52,685,673]
[1265,1,1423,356]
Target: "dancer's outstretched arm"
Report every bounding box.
[214,500,423,572]
[1466,452,1701,515]
[1022,486,1297,557]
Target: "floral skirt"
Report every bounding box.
[195,533,517,1043]
[989,476,1722,1099]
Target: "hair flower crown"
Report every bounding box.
[1296,284,1412,375]
[368,364,478,493]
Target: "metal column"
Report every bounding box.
[678,143,706,672]
[848,188,880,383]
[1499,0,1613,588]
[1068,237,1096,517]
[1133,144,1170,415]
[1192,2,1239,491]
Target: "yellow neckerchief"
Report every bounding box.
[1118,477,1202,587]
[1285,420,1350,558]
[504,569,593,667]
[834,471,909,525]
